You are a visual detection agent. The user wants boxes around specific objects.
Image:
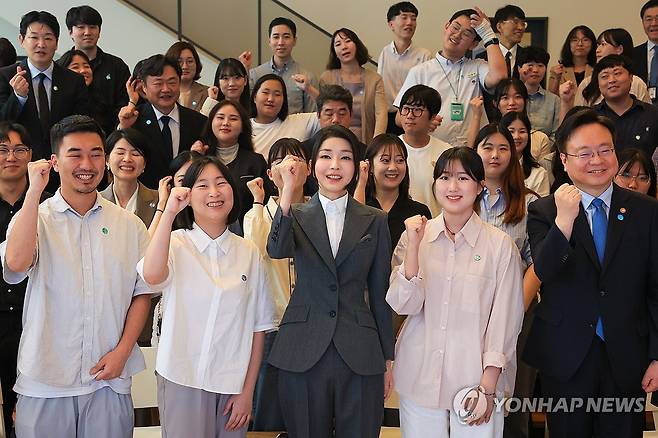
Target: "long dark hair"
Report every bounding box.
[493,78,528,122]
[473,123,532,225]
[364,134,410,200]
[203,100,254,155]
[213,58,251,112]
[499,111,540,179]
[327,28,371,69]
[560,25,597,67]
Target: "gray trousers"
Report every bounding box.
[278,342,384,438]
[157,374,247,438]
[15,386,133,438]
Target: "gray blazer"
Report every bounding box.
[267,194,394,375]
[101,182,159,227]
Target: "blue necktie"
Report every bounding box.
[651,46,658,92]
[591,198,607,340]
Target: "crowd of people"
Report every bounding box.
[1,1,658,438]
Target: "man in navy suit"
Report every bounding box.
[525,109,658,437]
[633,0,658,102]
[118,54,206,188]
[0,11,89,160]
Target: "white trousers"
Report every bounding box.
[399,396,504,438]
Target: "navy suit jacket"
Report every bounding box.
[525,184,658,392]
[634,43,649,84]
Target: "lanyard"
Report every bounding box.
[437,56,464,101]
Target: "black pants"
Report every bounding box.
[541,336,645,438]
[278,342,384,438]
[0,313,22,431]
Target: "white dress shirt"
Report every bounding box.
[137,225,275,394]
[318,192,348,258]
[0,190,151,397]
[153,104,181,157]
[499,43,519,73]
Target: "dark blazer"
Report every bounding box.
[524,184,658,392]
[634,43,649,84]
[225,148,269,224]
[267,195,394,375]
[100,182,159,227]
[0,61,89,159]
[132,103,207,189]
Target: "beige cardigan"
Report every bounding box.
[548,65,593,95]
[178,81,209,113]
[320,67,387,144]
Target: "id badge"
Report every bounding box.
[650,87,657,101]
[450,102,464,121]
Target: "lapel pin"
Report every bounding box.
[617,214,624,221]
[106,74,111,80]
[149,201,156,208]
[146,120,152,125]
[241,274,247,281]
[102,227,109,235]
[635,135,641,140]
[53,85,58,91]
[474,255,481,261]
[619,208,626,213]
[192,101,197,106]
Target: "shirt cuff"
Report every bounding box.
[483,351,507,370]
[15,93,27,107]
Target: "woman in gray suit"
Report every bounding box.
[267,125,394,438]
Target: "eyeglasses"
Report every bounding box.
[0,146,30,159]
[570,38,592,45]
[501,18,528,29]
[400,106,425,117]
[562,147,615,160]
[447,22,476,41]
[616,172,651,184]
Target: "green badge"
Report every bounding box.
[450,102,464,121]
[474,254,481,261]
[102,227,109,235]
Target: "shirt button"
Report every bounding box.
[439,349,444,354]
[600,290,606,297]
[9,306,14,311]
[7,289,11,293]
[441,326,446,330]
[329,310,336,317]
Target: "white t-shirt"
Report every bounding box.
[524,164,550,198]
[400,135,452,217]
[251,113,320,158]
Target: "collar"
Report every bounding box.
[499,44,518,57]
[529,85,546,97]
[391,40,413,56]
[26,59,54,80]
[111,183,138,207]
[152,103,180,124]
[649,40,657,51]
[597,96,643,115]
[482,186,504,211]
[426,211,481,248]
[188,223,231,254]
[270,56,295,73]
[318,192,348,215]
[436,51,465,66]
[51,189,104,214]
[578,183,614,211]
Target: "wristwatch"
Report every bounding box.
[484,37,499,48]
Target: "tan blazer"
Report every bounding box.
[179,81,209,112]
[548,65,593,95]
[101,182,159,227]
[320,68,387,144]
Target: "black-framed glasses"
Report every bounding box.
[616,172,651,184]
[562,147,614,160]
[0,146,30,159]
[400,106,425,117]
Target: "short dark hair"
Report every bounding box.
[269,17,296,38]
[268,137,306,166]
[140,54,182,81]
[251,74,288,121]
[399,84,442,118]
[387,2,419,22]
[433,146,485,183]
[0,121,32,149]
[516,46,550,67]
[311,125,361,193]
[204,100,254,155]
[365,134,410,200]
[641,0,658,18]
[50,115,106,155]
[177,156,241,228]
[583,54,634,104]
[0,38,17,68]
[617,148,657,197]
[169,150,203,177]
[449,9,482,41]
[493,78,528,121]
[105,128,150,163]
[65,6,102,31]
[20,11,60,39]
[132,59,144,80]
[165,41,202,81]
[56,49,90,69]
[493,4,526,28]
[559,25,596,67]
[316,84,353,114]
[327,28,371,69]
[213,58,250,111]
[555,109,616,154]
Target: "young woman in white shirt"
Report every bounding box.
[139,156,275,438]
[266,125,394,437]
[387,146,524,438]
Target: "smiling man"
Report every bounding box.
[633,0,658,100]
[249,17,317,114]
[0,10,89,160]
[0,115,152,438]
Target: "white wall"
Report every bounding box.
[0,0,218,85]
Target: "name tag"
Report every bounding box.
[650,87,657,101]
[450,102,464,121]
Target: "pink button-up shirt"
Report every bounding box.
[387,212,524,409]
